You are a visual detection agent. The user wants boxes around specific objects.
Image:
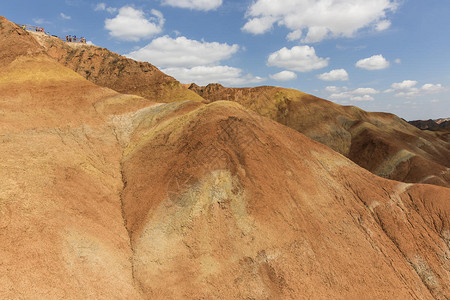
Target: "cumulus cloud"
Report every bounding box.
[267,46,329,72]
[95,3,117,13]
[286,29,302,41]
[33,18,50,25]
[127,36,239,68]
[162,0,222,11]
[95,3,106,11]
[128,36,263,86]
[242,0,398,42]
[421,83,444,93]
[385,80,445,98]
[351,95,375,101]
[317,69,348,81]
[375,19,391,31]
[269,70,297,81]
[355,54,390,70]
[324,86,347,93]
[391,80,417,90]
[105,6,164,42]
[394,58,401,64]
[326,86,379,102]
[242,16,276,34]
[60,13,71,20]
[352,88,379,95]
[163,66,264,86]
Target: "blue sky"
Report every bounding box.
[2,0,449,120]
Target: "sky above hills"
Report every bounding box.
[2,0,449,120]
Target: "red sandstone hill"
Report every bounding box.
[1,16,449,299]
[26,24,203,103]
[17,17,449,188]
[189,84,450,188]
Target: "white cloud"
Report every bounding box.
[106,7,117,14]
[286,29,302,41]
[385,80,445,98]
[242,0,399,43]
[430,99,440,103]
[375,19,391,31]
[267,46,329,72]
[127,36,239,68]
[162,0,222,11]
[33,18,50,25]
[352,87,379,95]
[329,92,349,100]
[60,13,71,20]
[95,3,106,11]
[270,71,297,81]
[327,86,379,102]
[242,16,276,35]
[105,6,164,42]
[317,69,348,81]
[304,26,329,43]
[163,66,265,86]
[95,3,117,13]
[392,80,417,90]
[127,35,263,87]
[394,58,401,64]
[421,83,444,93]
[324,86,348,93]
[351,95,375,101]
[355,54,390,70]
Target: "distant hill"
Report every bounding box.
[189,83,450,187]
[409,118,450,131]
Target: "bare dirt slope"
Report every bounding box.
[190,84,450,187]
[1,16,449,299]
[27,29,204,103]
[118,99,450,299]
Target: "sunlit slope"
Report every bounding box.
[28,29,204,103]
[190,84,450,187]
[0,16,44,67]
[117,100,449,299]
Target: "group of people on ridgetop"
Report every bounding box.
[19,23,87,44]
[65,35,86,43]
[21,24,45,33]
